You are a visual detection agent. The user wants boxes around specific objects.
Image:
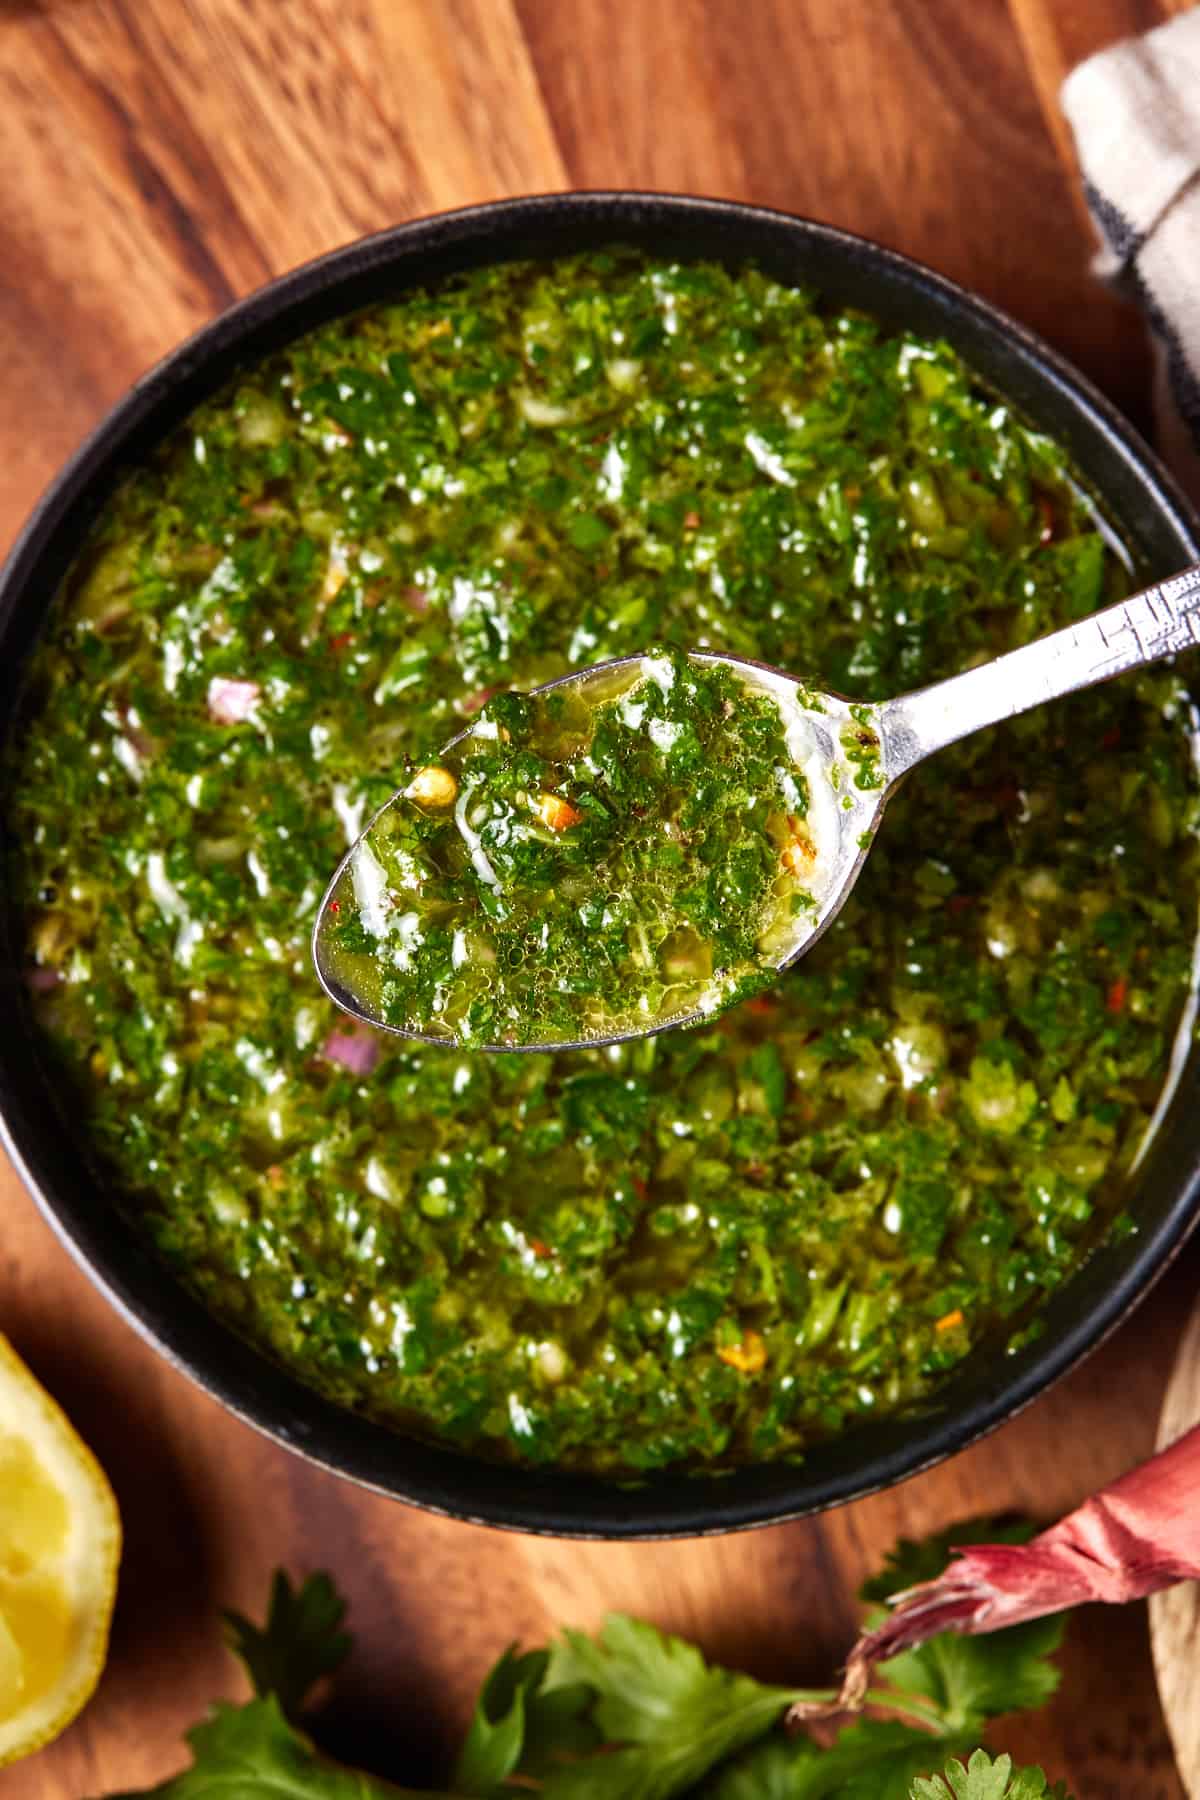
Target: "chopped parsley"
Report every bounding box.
[8,249,1199,1474]
[319,651,829,1046]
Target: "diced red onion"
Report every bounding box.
[207,677,261,724]
[115,703,156,767]
[461,685,500,716]
[94,599,132,635]
[321,1027,380,1076]
[23,966,62,992]
[791,1422,1200,1719]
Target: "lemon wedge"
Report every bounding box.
[0,1333,120,1764]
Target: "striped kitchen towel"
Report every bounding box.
[1062,8,1200,497]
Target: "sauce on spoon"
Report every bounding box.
[314,649,883,1047]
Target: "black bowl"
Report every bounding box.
[3,192,1199,1538]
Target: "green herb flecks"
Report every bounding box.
[12,249,1200,1476]
[320,651,819,1047]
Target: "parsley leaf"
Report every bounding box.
[104,1694,435,1798]
[535,1614,797,1799]
[700,1735,824,1798]
[223,1570,351,1718]
[911,1748,1075,1799]
[518,1676,602,1780]
[801,1720,978,1800]
[452,1646,597,1793]
[877,1616,1065,1734]
[453,1647,541,1793]
[703,1720,979,1800]
[862,1522,1065,1735]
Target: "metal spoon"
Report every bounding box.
[313,563,1200,1051]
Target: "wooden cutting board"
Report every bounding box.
[1150,1298,1200,1798]
[2,1,1198,1796]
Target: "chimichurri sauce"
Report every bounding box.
[10,251,1200,1476]
[319,650,841,1047]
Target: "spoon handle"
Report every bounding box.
[881,561,1200,779]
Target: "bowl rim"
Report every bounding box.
[4,188,1200,1539]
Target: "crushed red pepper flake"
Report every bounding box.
[717,1329,767,1375]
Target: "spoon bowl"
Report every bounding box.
[312,652,889,1051]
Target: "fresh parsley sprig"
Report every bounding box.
[223,1569,352,1719]
[100,1523,1077,1800]
[913,1749,1073,1799]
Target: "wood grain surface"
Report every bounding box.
[1150,1301,1200,1799]
[1,1,1198,1795]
